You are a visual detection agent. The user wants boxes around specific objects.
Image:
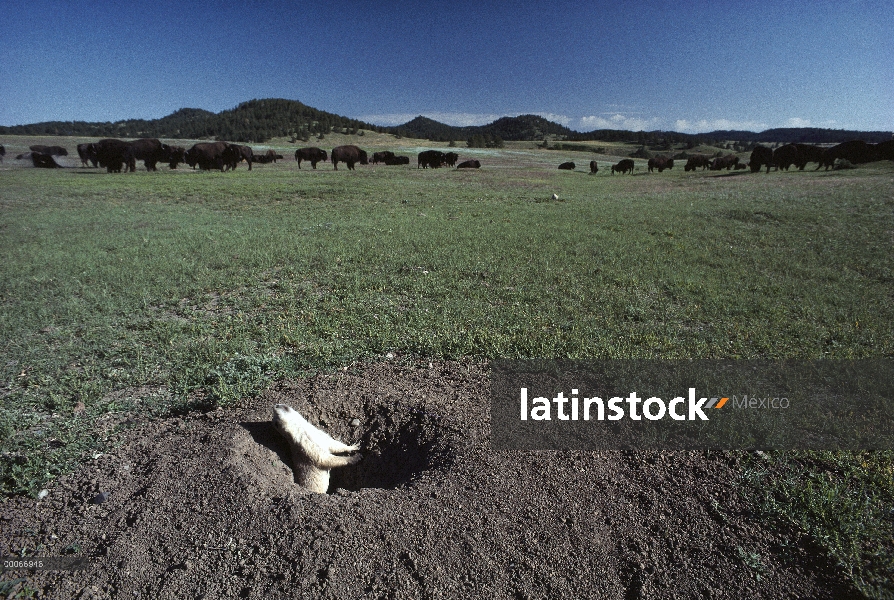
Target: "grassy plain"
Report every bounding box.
[1,137,893,595]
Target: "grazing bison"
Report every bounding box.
[127,138,174,172]
[817,140,878,170]
[31,153,62,168]
[794,144,825,170]
[222,144,254,171]
[77,143,98,167]
[558,162,576,170]
[371,151,395,165]
[295,147,328,169]
[749,146,774,173]
[648,155,673,172]
[167,146,186,169]
[734,162,748,170]
[444,152,458,167]
[456,159,481,169]
[30,144,68,156]
[684,154,712,171]
[611,159,634,175]
[0,144,6,162]
[711,154,739,170]
[331,145,368,170]
[94,138,135,173]
[384,155,410,165]
[184,141,229,171]
[238,145,255,170]
[589,160,599,173]
[771,144,802,171]
[417,150,446,169]
[875,140,894,162]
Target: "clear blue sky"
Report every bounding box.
[1,0,891,133]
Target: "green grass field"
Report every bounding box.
[1,137,892,596]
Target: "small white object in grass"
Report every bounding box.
[386,352,394,359]
[37,489,49,500]
[552,193,559,200]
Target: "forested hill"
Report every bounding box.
[1,98,890,145]
[0,99,382,143]
[389,114,578,142]
[695,128,893,144]
[394,118,892,145]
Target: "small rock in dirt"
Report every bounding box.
[37,489,49,500]
[350,418,361,427]
[92,491,110,504]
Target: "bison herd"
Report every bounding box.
[3,138,487,173]
[557,139,893,176]
[748,140,894,173]
[5,137,893,177]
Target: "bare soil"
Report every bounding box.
[1,360,860,599]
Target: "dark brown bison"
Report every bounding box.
[734,162,748,170]
[648,156,673,172]
[265,149,282,163]
[223,144,254,171]
[875,140,894,162]
[749,146,774,173]
[711,154,739,170]
[771,144,801,171]
[444,152,458,167]
[331,145,368,170]
[77,143,98,167]
[611,159,634,175]
[127,138,174,172]
[371,151,395,165]
[456,159,481,169]
[227,144,255,171]
[167,146,186,169]
[295,147,328,169]
[30,145,68,156]
[684,155,712,171]
[95,139,135,173]
[817,140,878,170]
[184,141,230,171]
[384,155,410,165]
[31,153,62,168]
[793,144,825,170]
[589,160,599,173]
[558,162,575,170]
[417,150,446,169]
[0,144,5,162]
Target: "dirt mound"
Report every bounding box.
[0,361,858,599]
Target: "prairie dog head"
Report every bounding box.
[272,403,306,439]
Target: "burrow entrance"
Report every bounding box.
[234,402,456,494]
[329,405,455,492]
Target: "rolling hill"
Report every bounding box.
[1,99,890,145]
